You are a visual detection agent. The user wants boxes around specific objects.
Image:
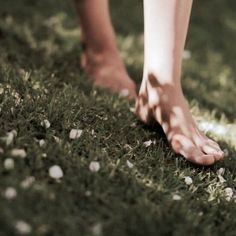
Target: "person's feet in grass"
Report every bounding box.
[80,43,137,100]
[135,74,224,166]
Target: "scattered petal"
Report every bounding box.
[91,223,102,236]
[184,176,193,185]
[183,50,191,60]
[126,160,134,169]
[218,175,226,183]
[69,129,83,140]
[3,130,17,146]
[4,187,17,200]
[0,87,4,94]
[119,89,129,98]
[6,132,14,145]
[41,119,50,129]
[85,190,92,197]
[15,221,32,235]
[129,107,135,113]
[217,168,225,176]
[172,194,182,201]
[225,187,234,201]
[143,140,153,147]
[42,153,47,158]
[39,139,46,147]
[89,161,100,172]
[53,136,61,144]
[49,165,63,179]
[0,147,4,154]
[20,176,35,189]
[11,149,27,158]
[4,158,15,170]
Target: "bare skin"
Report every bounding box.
[74,0,225,165]
[136,74,224,165]
[74,0,136,99]
[135,0,224,165]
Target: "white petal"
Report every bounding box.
[4,130,17,146]
[4,187,17,200]
[39,139,46,147]
[143,140,152,147]
[217,168,225,176]
[218,175,226,183]
[53,136,61,144]
[69,129,83,139]
[15,221,32,235]
[126,160,134,169]
[0,87,4,94]
[11,149,27,158]
[4,158,15,170]
[184,176,193,185]
[89,161,100,172]
[49,165,64,179]
[41,119,50,129]
[172,194,182,201]
[119,89,129,98]
[20,176,35,189]
[91,223,102,236]
[183,50,191,60]
[225,187,234,201]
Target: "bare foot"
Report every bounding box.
[80,42,137,100]
[135,74,224,165]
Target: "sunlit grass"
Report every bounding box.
[0,0,236,235]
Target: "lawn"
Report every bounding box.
[0,0,236,235]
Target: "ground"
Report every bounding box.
[0,0,236,235]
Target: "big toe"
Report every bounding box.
[171,137,216,165]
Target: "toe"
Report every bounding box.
[184,147,216,166]
[194,133,224,161]
[200,137,225,160]
[171,135,216,165]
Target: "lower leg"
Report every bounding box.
[74,0,136,98]
[136,0,224,165]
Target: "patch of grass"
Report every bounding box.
[0,0,236,235]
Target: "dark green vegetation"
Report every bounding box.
[0,0,236,235]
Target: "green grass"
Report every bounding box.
[0,0,236,235]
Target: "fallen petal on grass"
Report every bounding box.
[184,176,193,185]
[39,139,46,147]
[217,168,225,176]
[218,175,226,183]
[89,161,100,172]
[15,220,32,235]
[20,176,35,189]
[143,140,153,147]
[2,130,17,146]
[69,129,83,140]
[172,194,182,201]
[11,149,27,158]
[41,119,51,129]
[225,187,234,201]
[49,165,64,179]
[4,158,15,170]
[126,160,134,169]
[4,187,17,200]
[119,89,129,98]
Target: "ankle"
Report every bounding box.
[144,73,182,94]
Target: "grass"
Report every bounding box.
[0,0,236,235]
